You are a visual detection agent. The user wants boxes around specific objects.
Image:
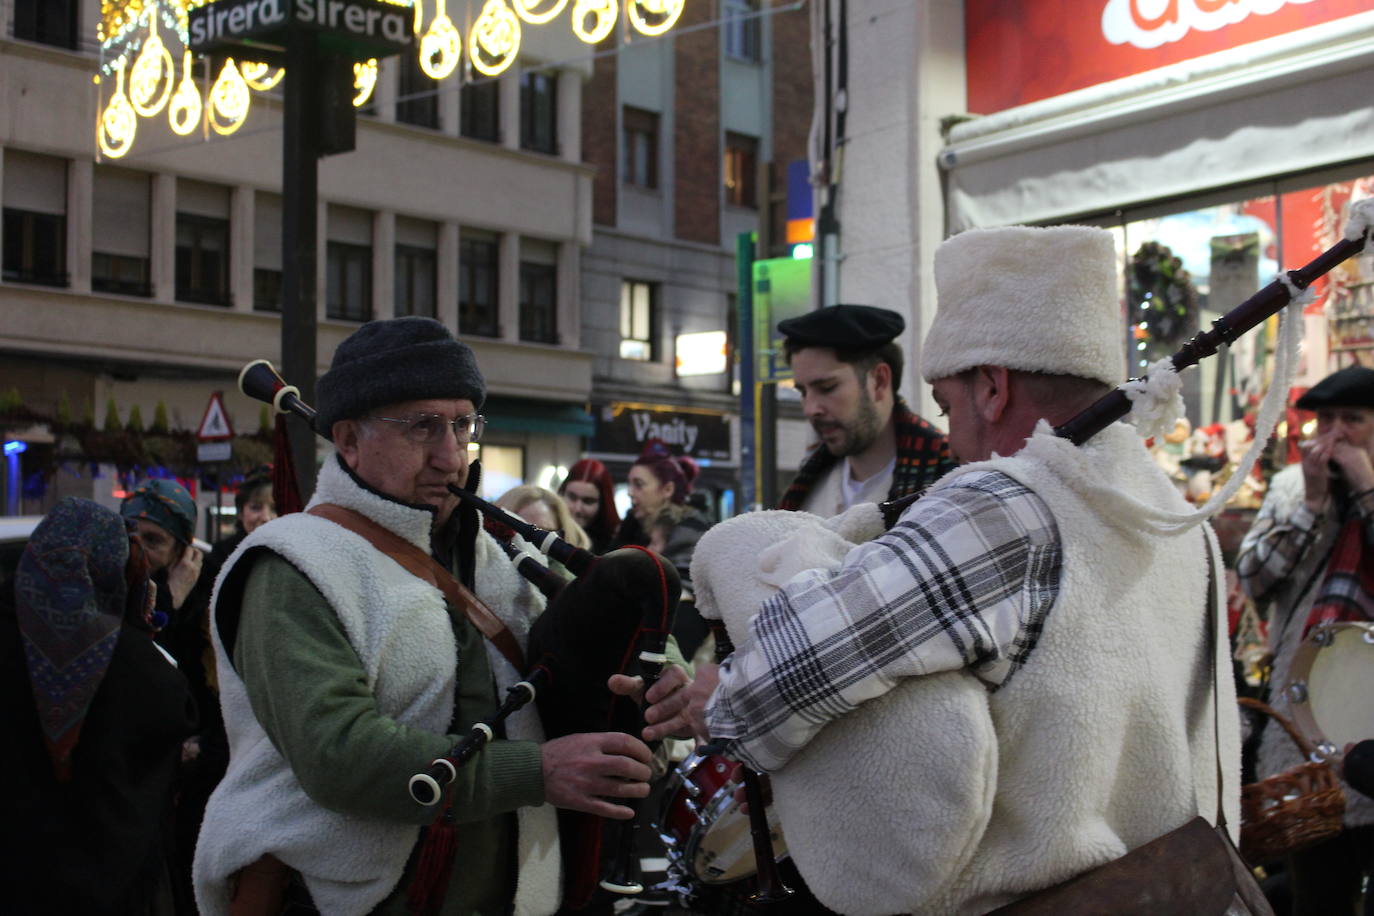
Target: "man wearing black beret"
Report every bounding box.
[1238,363,1374,913]
[777,304,956,515]
[195,318,651,916]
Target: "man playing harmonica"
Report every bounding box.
[1238,364,1374,914]
[195,317,653,916]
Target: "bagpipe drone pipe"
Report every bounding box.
[238,359,680,910]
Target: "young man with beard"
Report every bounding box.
[776,304,956,516]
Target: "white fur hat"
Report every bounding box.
[922,225,1125,388]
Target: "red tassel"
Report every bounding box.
[272,415,304,516]
[407,803,458,915]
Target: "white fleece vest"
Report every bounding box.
[194,457,559,916]
[693,423,1240,916]
[928,423,1239,914]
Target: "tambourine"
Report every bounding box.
[1284,621,1374,761]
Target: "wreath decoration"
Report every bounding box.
[1129,240,1199,348]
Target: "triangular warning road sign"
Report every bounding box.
[197,392,236,441]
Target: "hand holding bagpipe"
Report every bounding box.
[409,666,552,806]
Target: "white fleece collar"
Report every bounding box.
[308,453,436,553]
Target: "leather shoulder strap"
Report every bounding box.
[307,504,526,671]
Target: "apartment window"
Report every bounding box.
[461,80,500,142]
[459,234,500,337]
[175,215,230,305]
[93,254,151,297]
[723,0,762,62]
[254,269,282,313]
[93,166,151,296]
[327,243,372,321]
[724,133,758,209]
[326,205,373,321]
[622,107,659,189]
[254,192,282,312]
[13,0,77,49]
[3,210,66,286]
[3,151,67,287]
[519,239,558,343]
[397,52,439,128]
[396,246,437,318]
[176,180,231,305]
[520,71,558,155]
[619,279,656,361]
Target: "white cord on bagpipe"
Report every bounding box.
[1119,198,1374,489]
[1118,271,1307,535]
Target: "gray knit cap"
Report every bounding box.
[315,317,486,439]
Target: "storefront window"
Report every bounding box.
[473,443,524,499]
[1095,171,1374,427]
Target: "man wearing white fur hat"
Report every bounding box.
[650,225,1241,914]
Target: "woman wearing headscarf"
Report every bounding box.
[124,478,225,915]
[558,458,621,554]
[0,498,196,915]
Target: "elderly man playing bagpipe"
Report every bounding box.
[194,317,661,916]
[639,225,1251,915]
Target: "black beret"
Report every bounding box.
[777,304,905,351]
[1294,365,1374,411]
[315,317,486,439]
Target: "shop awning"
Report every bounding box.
[482,396,594,438]
[940,13,1374,230]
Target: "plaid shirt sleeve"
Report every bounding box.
[1234,487,1322,606]
[706,471,1062,773]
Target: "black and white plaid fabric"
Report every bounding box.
[707,470,1062,772]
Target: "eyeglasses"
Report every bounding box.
[368,412,486,445]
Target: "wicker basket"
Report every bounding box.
[1238,696,1346,864]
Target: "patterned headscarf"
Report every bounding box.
[16,498,148,782]
[121,478,197,545]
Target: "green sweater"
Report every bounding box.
[234,553,544,915]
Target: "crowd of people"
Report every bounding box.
[3,222,1372,916]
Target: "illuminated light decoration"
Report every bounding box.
[572,0,616,43]
[512,0,569,25]
[3,440,28,456]
[418,0,463,80]
[168,50,202,135]
[468,0,521,77]
[207,58,251,137]
[627,0,683,37]
[353,59,379,107]
[99,61,138,159]
[241,61,285,91]
[129,20,175,116]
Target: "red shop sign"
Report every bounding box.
[966,0,1369,115]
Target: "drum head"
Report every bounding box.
[684,777,789,885]
[1287,622,1374,758]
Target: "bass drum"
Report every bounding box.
[657,751,788,885]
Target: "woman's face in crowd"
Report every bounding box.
[628,465,673,522]
[241,485,277,534]
[516,499,559,533]
[562,480,601,530]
